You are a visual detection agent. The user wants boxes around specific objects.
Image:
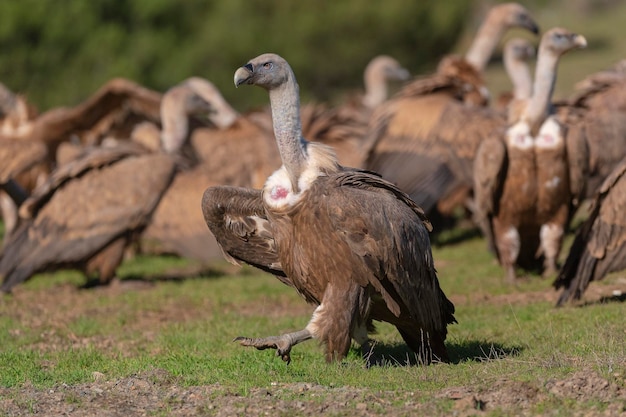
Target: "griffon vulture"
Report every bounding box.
[553,157,626,305]
[202,53,456,365]
[473,28,588,283]
[0,81,212,292]
[556,59,626,198]
[363,3,539,226]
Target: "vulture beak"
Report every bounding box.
[574,34,587,49]
[234,63,254,87]
[528,21,540,35]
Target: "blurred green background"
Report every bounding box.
[0,0,623,112]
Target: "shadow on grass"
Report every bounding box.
[356,339,523,367]
[81,265,227,289]
[582,292,626,306]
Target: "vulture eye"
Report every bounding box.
[263,62,273,70]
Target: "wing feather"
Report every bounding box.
[201,186,287,282]
[325,171,455,332]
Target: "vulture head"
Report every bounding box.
[160,83,213,153]
[362,55,411,108]
[540,27,587,56]
[492,3,539,34]
[234,53,295,91]
[506,38,536,65]
[183,77,239,129]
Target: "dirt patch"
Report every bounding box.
[1,368,624,416]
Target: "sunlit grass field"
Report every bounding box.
[0,224,624,415]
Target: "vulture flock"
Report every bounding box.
[1,2,625,364]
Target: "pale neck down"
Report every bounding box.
[268,71,308,192]
[465,14,505,72]
[160,107,189,153]
[524,48,558,130]
[505,52,533,101]
[362,72,387,109]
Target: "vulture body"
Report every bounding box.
[364,3,538,225]
[553,157,626,305]
[202,53,455,365]
[0,81,211,292]
[557,60,626,198]
[473,28,588,282]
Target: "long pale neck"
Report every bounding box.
[465,14,505,72]
[362,70,387,108]
[268,72,308,192]
[505,54,532,101]
[524,48,558,130]
[161,107,189,153]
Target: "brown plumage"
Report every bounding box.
[556,60,626,198]
[364,3,538,224]
[473,28,588,283]
[0,138,49,240]
[202,53,455,365]
[553,157,626,305]
[0,81,212,292]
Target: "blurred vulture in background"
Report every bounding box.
[363,2,539,228]
[553,157,626,305]
[473,28,588,283]
[0,78,164,242]
[203,53,456,365]
[0,139,48,237]
[555,59,626,198]
[0,80,212,292]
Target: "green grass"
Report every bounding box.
[0,230,624,415]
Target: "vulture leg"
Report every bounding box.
[236,282,365,364]
[493,221,520,283]
[234,329,313,365]
[539,223,564,278]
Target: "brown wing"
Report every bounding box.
[24,78,162,146]
[0,139,48,183]
[0,152,176,292]
[300,102,369,169]
[141,167,225,263]
[473,135,507,252]
[321,171,455,334]
[554,158,626,305]
[365,96,505,213]
[19,142,148,219]
[201,186,287,282]
[395,56,487,106]
[562,120,589,207]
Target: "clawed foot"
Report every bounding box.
[234,335,294,364]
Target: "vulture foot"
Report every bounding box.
[234,329,313,365]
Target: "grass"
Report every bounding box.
[0,229,624,415]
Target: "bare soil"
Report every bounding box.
[1,278,625,416]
